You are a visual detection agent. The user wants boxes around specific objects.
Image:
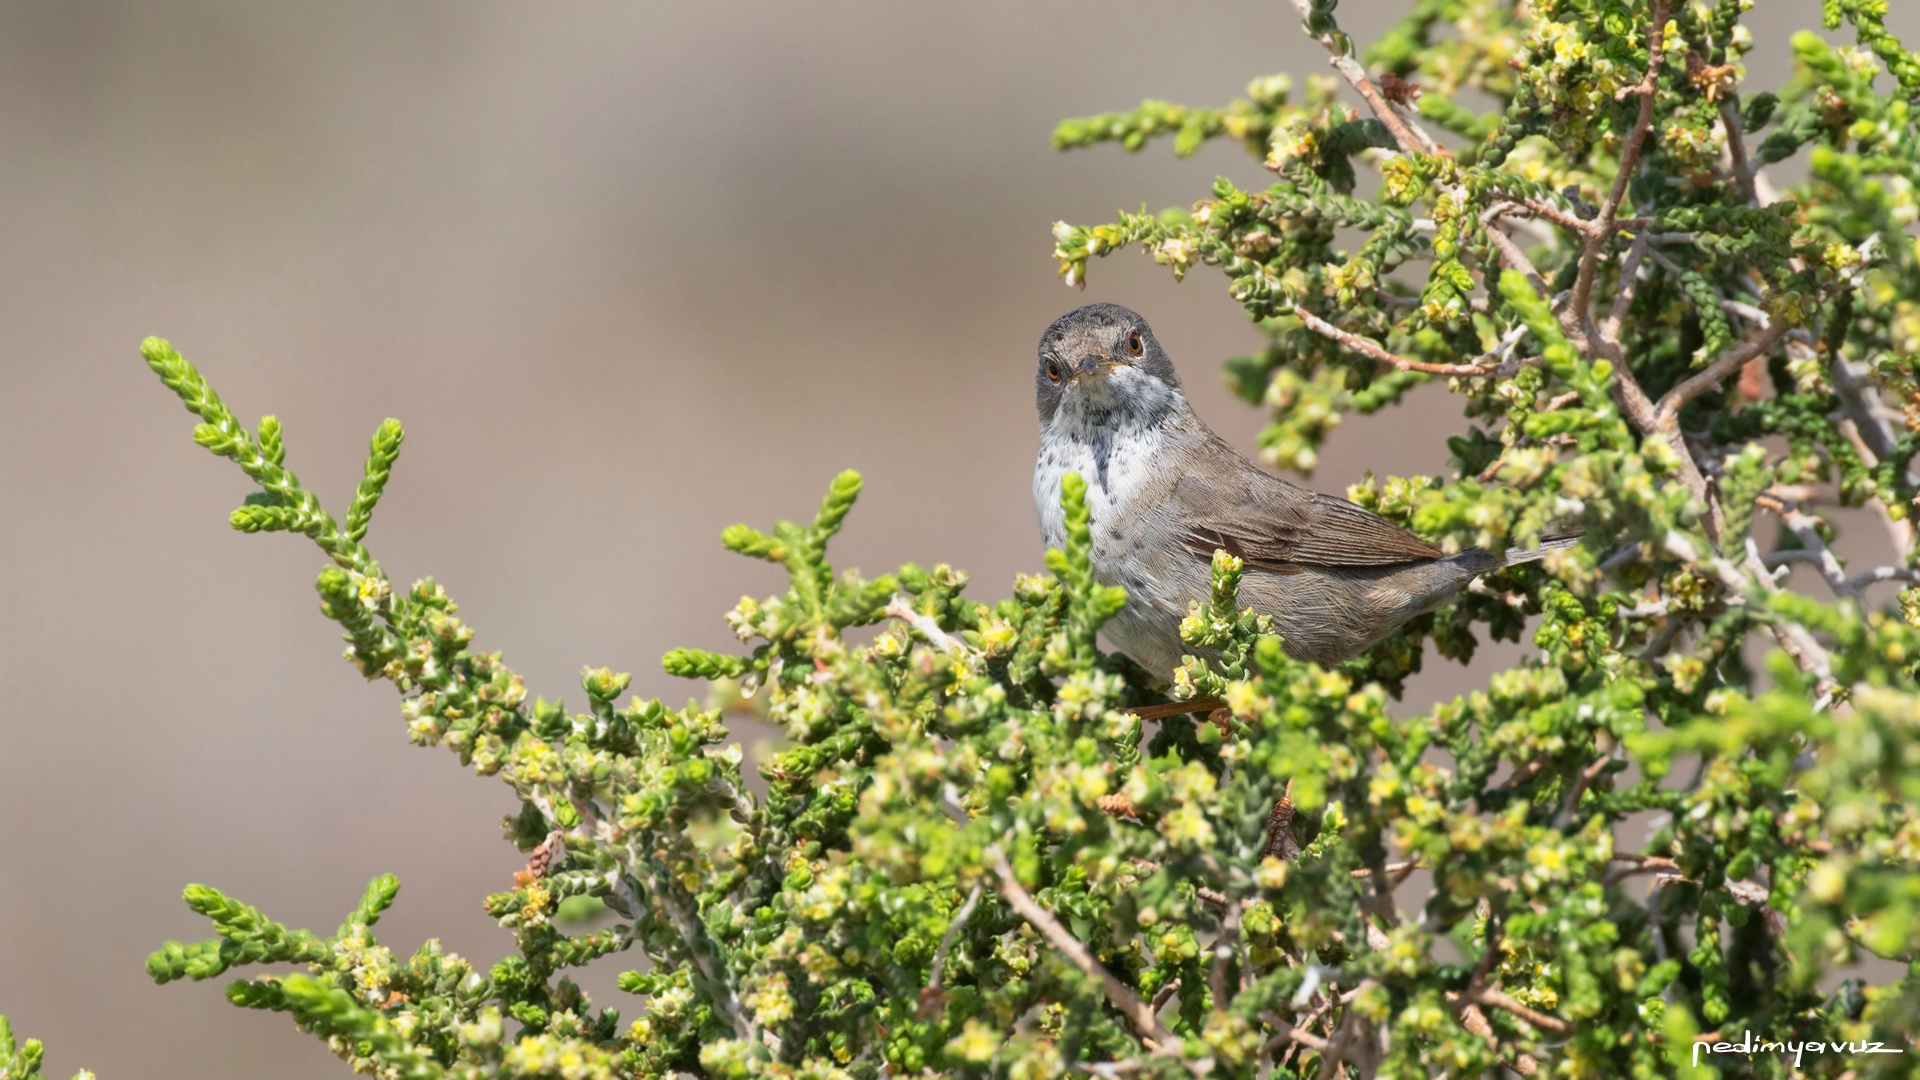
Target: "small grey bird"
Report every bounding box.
[1033,302,1575,678]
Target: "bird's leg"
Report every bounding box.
[1264,778,1300,861]
[1122,700,1297,858]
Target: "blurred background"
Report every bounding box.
[2,3,1913,1076]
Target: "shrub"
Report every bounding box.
[7,2,1920,1077]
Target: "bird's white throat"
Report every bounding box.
[1033,370,1184,554]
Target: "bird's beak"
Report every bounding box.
[1072,354,1124,379]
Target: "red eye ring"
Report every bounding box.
[1126,330,1144,356]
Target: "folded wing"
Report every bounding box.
[1172,448,1442,572]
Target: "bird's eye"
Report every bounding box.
[1045,359,1062,382]
[1126,330,1144,356]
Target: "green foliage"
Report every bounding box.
[14,3,1920,1079]
[0,1017,91,1080]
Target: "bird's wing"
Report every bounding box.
[1171,450,1442,571]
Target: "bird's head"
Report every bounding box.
[1035,303,1182,426]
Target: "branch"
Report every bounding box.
[1756,491,1850,595]
[1571,2,1671,328]
[1719,99,1756,206]
[1831,355,1919,557]
[1480,205,1556,308]
[1501,196,1599,236]
[988,847,1175,1047]
[1469,986,1573,1037]
[1600,231,1653,343]
[1293,307,1526,376]
[1286,0,1432,158]
[1259,1011,1332,1056]
[918,884,984,1016]
[1655,296,1791,423]
[1126,696,1224,720]
[887,594,972,655]
[1450,998,1540,1075]
[1663,530,1838,701]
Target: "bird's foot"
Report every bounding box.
[1264,778,1300,861]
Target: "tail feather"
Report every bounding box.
[1502,530,1584,567]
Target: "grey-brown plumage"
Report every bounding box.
[1032,303,1574,677]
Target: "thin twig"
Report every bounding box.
[988,847,1175,1047]
[1500,196,1599,236]
[1350,861,1423,879]
[1656,319,1791,422]
[1600,231,1653,341]
[1481,204,1556,307]
[1756,491,1851,595]
[1259,1011,1331,1056]
[1719,99,1756,206]
[1294,307,1524,376]
[1663,530,1839,701]
[1572,1,1670,327]
[1285,0,1433,158]
[919,883,984,1016]
[1451,998,1540,1076]
[1470,986,1573,1037]
[886,594,972,655]
[1553,749,1618,831]
[1125,696,1225,720]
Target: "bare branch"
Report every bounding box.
[1469,986,1573,1037]
[1845,565,1920,592]
[1126,696,1225,720]
[1350,861,1422,880]
[1450,998,1540,1075]
[989,847,1175,1047]
[1259,1011,1332,1056]
[1719,99,1756,206]
[1656,307,1792,422]
[1757,491,1851,595]
[1293,307,1525,376]
[887,594,973,655]
[1480,204,1556,309]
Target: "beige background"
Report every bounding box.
[2,3,1911,1077]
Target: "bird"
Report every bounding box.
[1032,302,1578,681]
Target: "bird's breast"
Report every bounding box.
[1033,422,1189,608]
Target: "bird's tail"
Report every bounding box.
[1502,531,1584,566]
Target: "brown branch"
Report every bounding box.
[1657,320,1793,424]
[1259,1012,1332,1057]
[1600,231,1653,342]
[1451,998,1541,1075]
[918,883,984,1017]
[1126,697,1224,721]
[1554,750,1618,830]
[1286,0,1431,158]
[1480,205,1556,306]
[1719,99,1756,206]
[1294,307,1517,376]
[1572,1,1671,329]
[1470,986,1574,1037]
[1350,860,1422,880]
[1507,197,1600,235]
[1604,854,1682,887]
[989,847,1175,1047]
